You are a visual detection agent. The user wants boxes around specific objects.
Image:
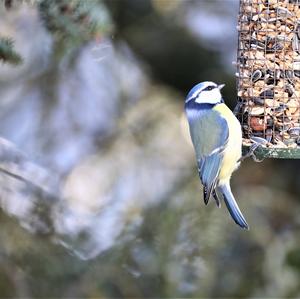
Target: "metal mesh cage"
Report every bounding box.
[235,0,300,158]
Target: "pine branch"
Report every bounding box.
[0,37,22,65]
[0,136,60,215]
[38,0,112,47]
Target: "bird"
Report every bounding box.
[184,81,249,229]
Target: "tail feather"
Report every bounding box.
[218,183,249,230]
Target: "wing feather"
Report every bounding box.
[187,108,229,203]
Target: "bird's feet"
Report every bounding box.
[239,137,267,163]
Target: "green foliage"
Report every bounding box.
[0,0,112,65]
[286,248,300,272]
[38,0,112,47]
[0,37,22,65]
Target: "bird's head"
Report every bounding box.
[185,81,225,107]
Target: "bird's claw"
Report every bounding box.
[239,137,267,163]
[249,143,264,162]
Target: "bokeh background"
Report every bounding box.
[0,0,300,297]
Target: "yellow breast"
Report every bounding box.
[213,103,242,184]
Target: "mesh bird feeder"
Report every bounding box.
[235,0,300,159]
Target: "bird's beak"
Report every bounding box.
[218,84,225,90]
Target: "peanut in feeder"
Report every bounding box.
[235,0,300,159]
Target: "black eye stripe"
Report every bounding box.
[203,85,216,91]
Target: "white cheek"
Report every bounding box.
[195,89,221,104]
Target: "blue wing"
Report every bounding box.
[186,108,229,204]
[198,143,227,204]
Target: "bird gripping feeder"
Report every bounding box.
[235,0,300,159]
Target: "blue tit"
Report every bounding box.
[184,81,248,229]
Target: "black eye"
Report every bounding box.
[203,85,215,91]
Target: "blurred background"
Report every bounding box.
[0,0,300,297]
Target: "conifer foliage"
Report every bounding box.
[0,0,111,65]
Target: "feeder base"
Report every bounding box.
[242,145,300,160]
